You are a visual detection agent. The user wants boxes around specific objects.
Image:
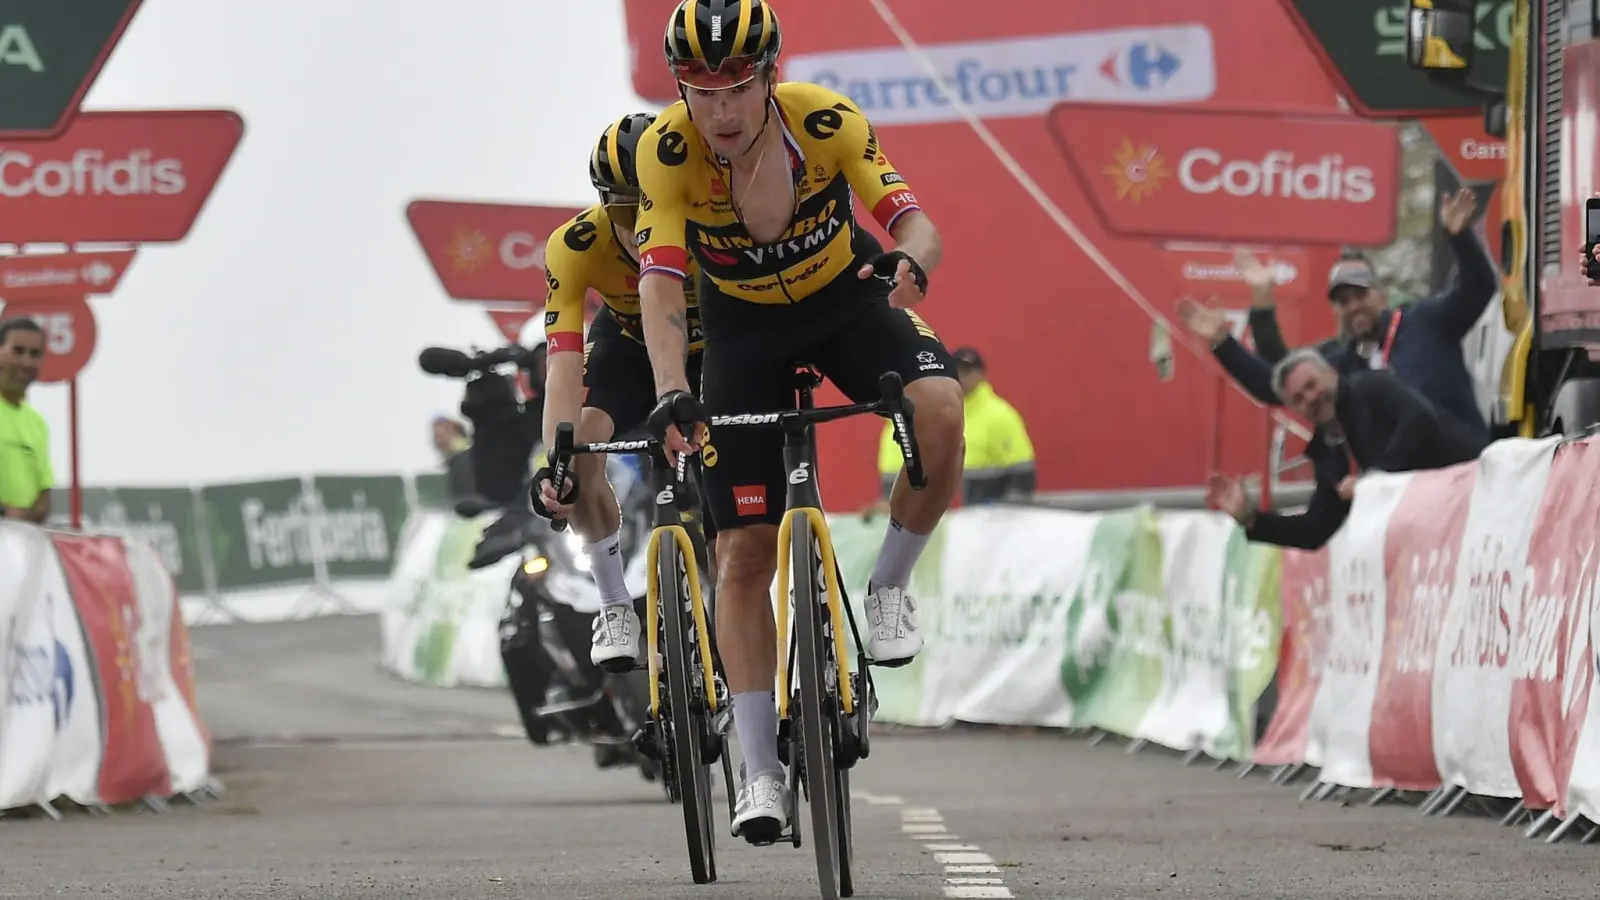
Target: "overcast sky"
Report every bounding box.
[24,0,645,487]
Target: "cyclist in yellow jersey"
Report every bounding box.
[631,0,967,844]
[530,112,709,674]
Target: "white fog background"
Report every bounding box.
[22,1,1459,489]
[24,0,641,486]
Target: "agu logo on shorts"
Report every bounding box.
[733,485,766,516]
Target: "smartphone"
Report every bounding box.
[1588,197,1600,245]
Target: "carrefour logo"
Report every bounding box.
[783,24,1216,126]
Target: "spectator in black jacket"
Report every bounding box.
[1178,188,1498,443]
[1206,348,1487,550]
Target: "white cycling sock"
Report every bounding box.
[732,691,782,779]
[869,517,930,590]
[583,531,632,607]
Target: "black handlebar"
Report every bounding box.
[542,370,924,534]
[548,423,577,533]
[706,370,926,491]
[876,372,926,491]
[544,425,697,533]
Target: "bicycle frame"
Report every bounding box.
[709,368,924,898]
[708,369,926,723]
[547,423,731,884]
[546,431,719,718]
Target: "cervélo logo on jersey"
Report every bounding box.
[1049,104,1400,247]
[782,24,1215,126]
[0,110,244,244]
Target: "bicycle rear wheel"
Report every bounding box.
[791,516,843,900]
[660,539,717,884]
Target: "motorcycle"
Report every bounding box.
[420,342,662,786]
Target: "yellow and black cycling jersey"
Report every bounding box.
[632,81,923,305]
[541,203,703,354]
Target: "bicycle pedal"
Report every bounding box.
[867,655,914,670]
[733,820,787,846]
[596,657,642,676]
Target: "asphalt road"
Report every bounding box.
[2,613,1595,899]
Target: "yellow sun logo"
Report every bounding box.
[1103,138,1170,203]
[445,227,492,273]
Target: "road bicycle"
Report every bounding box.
[711,368,925,900]
[546,408,733,885]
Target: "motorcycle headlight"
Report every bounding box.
[521,555,551,578]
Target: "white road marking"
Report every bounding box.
[896,806,1015,899]
[944,887,1012,899]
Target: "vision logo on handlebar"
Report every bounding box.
[709,370,926,491]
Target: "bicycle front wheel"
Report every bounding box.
[791,515,843,900]
[660,538,717,884]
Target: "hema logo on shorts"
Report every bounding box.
[782,24,1216,126]
[733,485,767,516]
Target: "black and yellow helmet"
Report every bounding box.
[663,0,782,90]
[589,112,656,198]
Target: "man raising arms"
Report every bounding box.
[630,0,966,844]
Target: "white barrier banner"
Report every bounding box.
[1304,471,1414,789]
[827,506,1280,759]
[944,507,1098,729]
[383,511,514,688]
[124,538,212,793]
[0,523,103,808]
[1432,436,1561,797]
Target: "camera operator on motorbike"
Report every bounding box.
[458,327,546,509]
[530,112,712,677]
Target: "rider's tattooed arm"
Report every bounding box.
[665,309,690,367]
[641,272,691,397]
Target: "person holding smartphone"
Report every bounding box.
[1584,197,1600,285]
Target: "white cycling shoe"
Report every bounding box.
[590,605,642,674]
[731,768,791,845]
[865,584,922,667]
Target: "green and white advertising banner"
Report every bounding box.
[50,471,437,623]
[823,505,1281,760]
[382,509,516,688]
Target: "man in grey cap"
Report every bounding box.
[1177,187,1496,443]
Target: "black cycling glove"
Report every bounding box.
[646,390,707,445]
[528,465,580,521]
[865,249,928,296]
